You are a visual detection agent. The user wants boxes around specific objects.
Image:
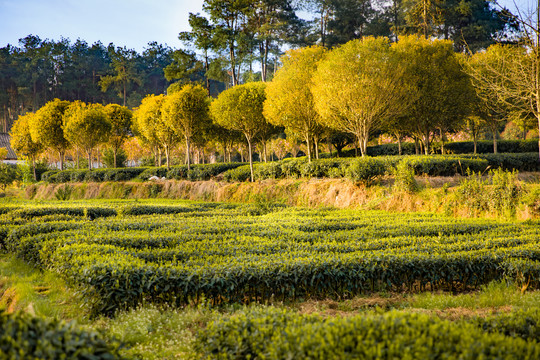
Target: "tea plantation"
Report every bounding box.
[1,200,540,358]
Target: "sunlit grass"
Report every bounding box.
[407,280,540,310]
[0,254,86,321]
[94,303,219,360]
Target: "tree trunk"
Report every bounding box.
[76,150,80,169]
[88,149,92,170]
[305,135,312,162]
[414,138,419,155]
[314,139,319,159]
[327,137,332,157]
[473,133,477,155]
[423,132,430,155]
[59,150,64,171]
[165,145,171,170]
[262,40,269,82]
[246,136,254,182]
[205,52,210,95]
[492,127,498,154]
[397,135,402,155]
[32,156,37,181]
[537,1,540,162]
[113,148,117,168]
[230,44,238,86]
[186,137,191,170]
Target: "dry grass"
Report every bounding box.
[22,175,540,220]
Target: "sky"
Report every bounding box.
[0,0,206,52]
[0,0,534,53]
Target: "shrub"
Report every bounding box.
[366,142,417,156]
[454,169,523,217]
[196,308,540,359]
[223,165,252,182]
[393,160,418,193]
[0,311,127,359]
[139,167,168,181]
[0,163,20,190]
[404,156,489,176]
[476,153,540,172]
[102,148,128,168]
[345,157,387,184]
[55,185,73,201]
[489,168,523,217]
[446,140,539,154]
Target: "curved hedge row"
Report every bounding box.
[0,311,127,359]
[4,204,540,315]
[196,308,540,359]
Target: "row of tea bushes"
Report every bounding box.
[223,155,491,182]
[196,308,540,359]
[41,163,247,183]
[3,204,540,315]
[0,311,126,359]
[331,140,539,157]
[39,153,540,184]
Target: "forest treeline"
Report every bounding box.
[0,0,515,132]
[11,31,539,183]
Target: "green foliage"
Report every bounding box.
[3,203,540,315]
[0,311,127,359]
[30,99,70,154]
[264,46,327,162]
[455,169,523,217]
[42,168,148,183]
[393,160,418,193]
[445,140,539,154]
[54,185,73,201]
[345,157,387,184]
[18,160,49,183]
[210,82,268,181]
[404,156,489,176]
[0,164,20,190]
[102,148,128,168]
[222,165,253,182]
[312,37,406,156]
[196,308,540,359]
[474,308,540,342]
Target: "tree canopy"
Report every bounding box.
[264,45,327,161]
[312,37,407,156]
[210,82,268,181]
[162,83,210,169]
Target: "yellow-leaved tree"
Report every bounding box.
[311,37,407,156]
[392,35,472,154]
[210,82,268,182]
[29,99,70,169]
[264,46,327,162]
[10,112,43,180]
[162,84,210,170]
[104,104,133,168]
[134,94,179,169]
[63,101,111,170]
[133,95,163,167]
